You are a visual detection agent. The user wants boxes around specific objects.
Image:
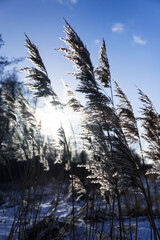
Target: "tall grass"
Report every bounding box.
[2,20,160,239]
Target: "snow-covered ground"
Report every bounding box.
[0,180,159,239]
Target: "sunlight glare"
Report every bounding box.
[35,99,81,141]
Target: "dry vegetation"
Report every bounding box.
[0,22,160,239]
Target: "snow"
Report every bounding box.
[0,180,159,239]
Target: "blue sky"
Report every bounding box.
[0,0,160,113]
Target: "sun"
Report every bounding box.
[35,98,82,146]
[35,100,63,138]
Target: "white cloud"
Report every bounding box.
[42,0,78,4]
[56,0,78,4]
[56,0,63,3]
[94,39,100,44]
[112,23,124,33]
[133,35,147,45]
[70,0,78,3]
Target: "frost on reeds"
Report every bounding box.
[58,20,160,239]
[16,20,160,239]
[20,34,61,106]
[58,20,142,195]
[138,89,160,163]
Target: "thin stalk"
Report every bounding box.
[71,172,75,240]
[151,224,153,240]
[89,198,92,240]
[100,201,108,240]
[124,192,132,240]
[92,187,95,240]
[135,193,138,240]
[95,195,100,235]
[117,190,122,240]
[86,180,89,240]
[110,194,115,240]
